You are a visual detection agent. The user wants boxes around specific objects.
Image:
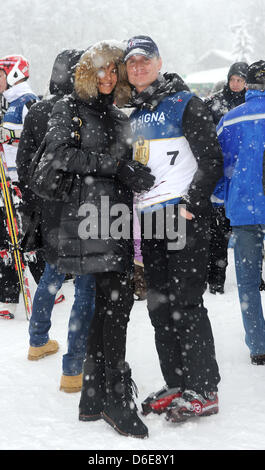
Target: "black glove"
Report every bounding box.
[116,160,155,193]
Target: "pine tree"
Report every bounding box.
[231,19,254,63]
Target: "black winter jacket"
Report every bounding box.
[40,92,134,275]
[205,84,246,125]
[16,49,84,216]
[18,45,134,275]
[16,95,58,216]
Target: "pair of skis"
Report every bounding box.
[0,143,32,320]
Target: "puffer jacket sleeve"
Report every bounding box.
[16,103,47,215]
[17,107,39,187]
[45,98,119,177]
[204,90,225,126]
[182,96,224,213]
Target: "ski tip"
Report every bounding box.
[0,311,15,319]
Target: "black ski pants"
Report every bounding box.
[140,204,221,394]
[85,271,134,370]
[0,207,45,303]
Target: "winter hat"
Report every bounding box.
[74,40,131,107]
[124,36,160,62]
[227,62,248,82]
[246,60,265,90]
[49,49,84,96]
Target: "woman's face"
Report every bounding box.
[97,62,118,94]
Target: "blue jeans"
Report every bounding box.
[233,225,265,356]
[29,262,95,375]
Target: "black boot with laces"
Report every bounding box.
[102,362,148,439]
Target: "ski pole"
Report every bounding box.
[0,144,32,320]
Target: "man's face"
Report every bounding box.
[229,74,246,93]
[0,70,7,94]
[126,54,162,93]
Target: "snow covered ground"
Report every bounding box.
[1,248,265,452]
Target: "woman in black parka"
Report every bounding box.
[37,41,154,439]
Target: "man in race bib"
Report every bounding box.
[124,35,223,423]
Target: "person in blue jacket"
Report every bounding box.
[217,60,265,365]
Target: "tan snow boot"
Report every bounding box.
[60,373,83,393]
[28,340,59,360]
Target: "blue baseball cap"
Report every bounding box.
[124,36,160,62]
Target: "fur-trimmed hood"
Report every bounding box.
[74,40,131,107]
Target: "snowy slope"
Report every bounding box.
[1,248,265,451]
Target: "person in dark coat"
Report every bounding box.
[205,61,248,294]
[205,62,248,126]
[32,41,155,438]
[16,49,96,394]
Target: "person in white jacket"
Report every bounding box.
[0,55,45,318]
